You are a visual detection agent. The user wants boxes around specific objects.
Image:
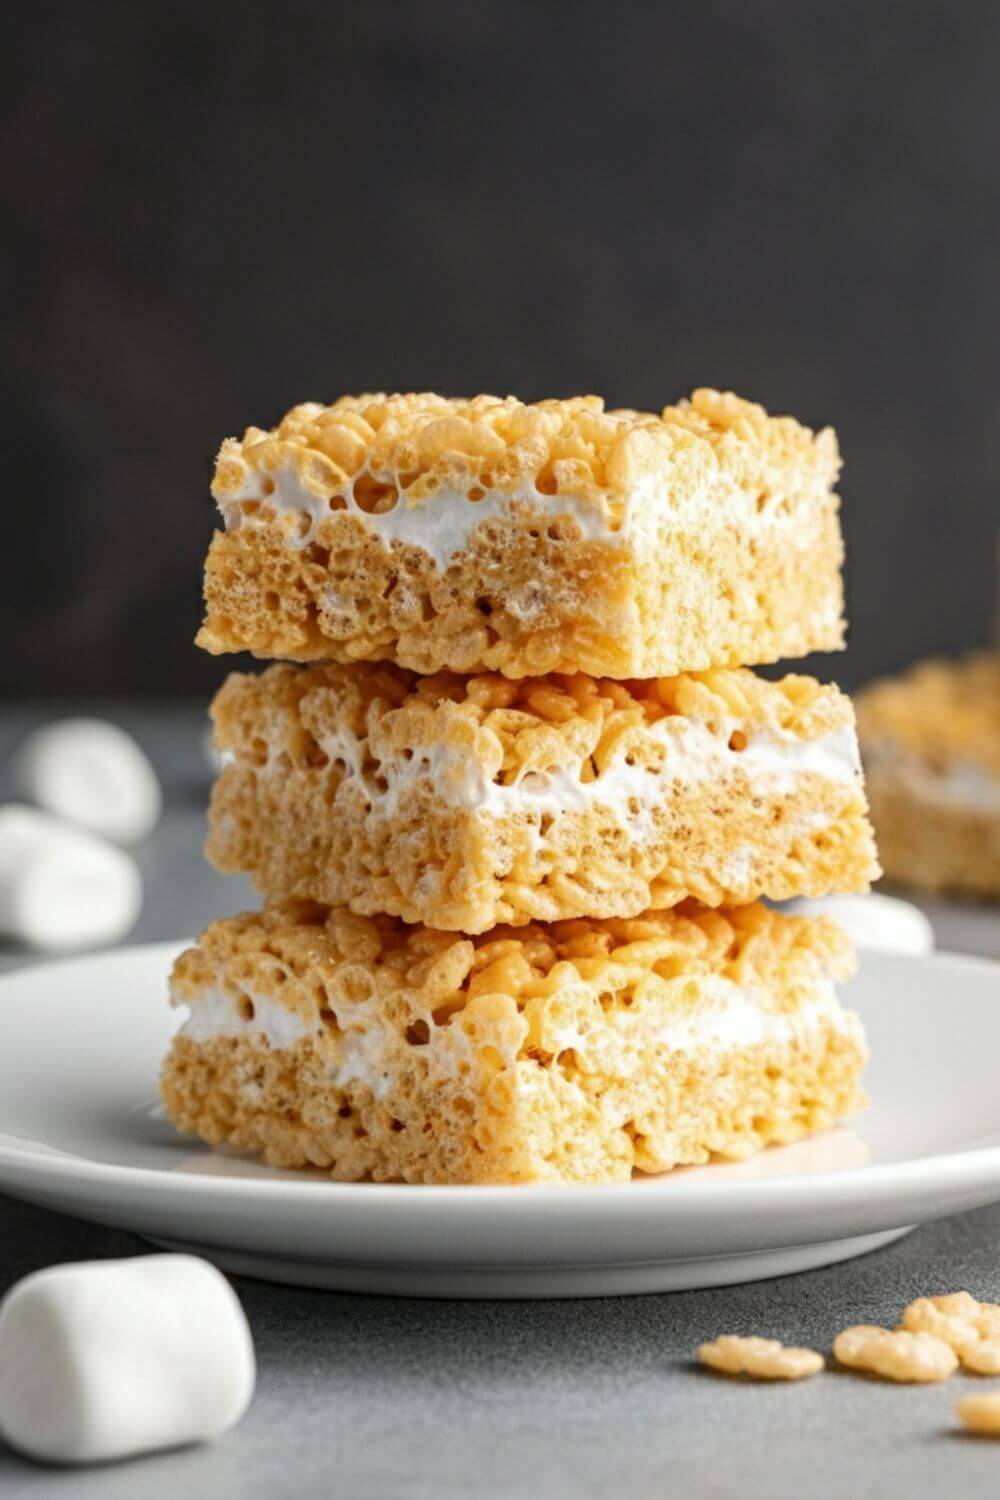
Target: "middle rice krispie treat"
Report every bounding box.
[161,900,866,1185]
[206,661,878,932]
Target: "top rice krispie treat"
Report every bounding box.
[198,389,845,679]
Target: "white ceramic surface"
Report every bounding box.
[0,943,997,1298]
[784,892,935,957]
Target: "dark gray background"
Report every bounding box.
[3,0,998,696]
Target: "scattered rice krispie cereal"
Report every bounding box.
[901,1292,1000,1372]
[197,389,845,679]
[958,1342,1000,1377]
[857,652,1000,898]
[698,1335,823,1380]
[956,1391,1000,1435]
[206,661,877,932]
[833,1325,958,1383]
[161,900,866,1186]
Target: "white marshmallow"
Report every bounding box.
[786,893,934,957]
[13,719,162,843]
[0,1255,255,1466]
[0,806,142,951]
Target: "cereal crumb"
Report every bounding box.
[957,1391,1000,1435]
[960,1342,1000,1376]
[901,1293,1000,1371]
[698,1335,823,1381]
[833,1325,958,1382]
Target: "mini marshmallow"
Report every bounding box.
[786,893,934,957]
[13,718,162,843]
[0,806,142,951]
[0,1255,255,1466]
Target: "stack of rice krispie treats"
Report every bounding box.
[162,389,879,1184]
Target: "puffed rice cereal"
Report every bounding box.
[959,1342,1000,1376]
[901,1292,1000,1372]
[698,1335,824,1381]
[833,1324,958,1383]
[956,1391,1000,1435]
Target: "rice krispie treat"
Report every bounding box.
[197,389,845,679]
[207,662,877,932]
[857,652,1000,898]
[161,900,866,1185]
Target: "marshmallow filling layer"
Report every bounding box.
[219,463,822,569]
[175,974,857,1102]
[251,713,864,835]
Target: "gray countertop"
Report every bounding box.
[1,702,999,1499]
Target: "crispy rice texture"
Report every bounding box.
[857,652,1000,777]
[197,389,845,678]
[205,662,878,931]
[161,901,866,1185]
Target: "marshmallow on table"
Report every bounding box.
[785,893,934,957]
[13,718,162,843]
[0,1255,255,1466]
[0,806,142,951]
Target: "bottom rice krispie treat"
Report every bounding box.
[161,900,866,1185]
[206,661,878,933]
[857,652,1000,898]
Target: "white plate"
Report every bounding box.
[0,942,997,1298]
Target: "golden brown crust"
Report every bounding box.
[169,898,857,1003]
[210,658,851,757]
[162,900,864,1185]
[211,388,839,515]
[197,388,845,678]
[205,662,877,930]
